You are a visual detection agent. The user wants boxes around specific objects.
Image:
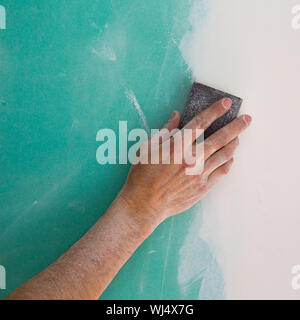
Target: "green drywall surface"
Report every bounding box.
[0,0,224,299]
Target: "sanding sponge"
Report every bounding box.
[179,83,243,138]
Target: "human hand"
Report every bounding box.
[120,98,252,230]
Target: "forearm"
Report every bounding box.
[6,101,251,300]
[6,194,156,300]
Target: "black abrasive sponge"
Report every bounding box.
[179,83,243,138]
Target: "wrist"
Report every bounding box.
[115,190,161,236]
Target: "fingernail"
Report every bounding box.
[222,98,232,110]
[242,115,252,125]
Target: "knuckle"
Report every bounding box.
[223,165,231,174]
[200,175,208,186]
[218,131,229,146]
[239,116,248,128]
[223,147,234,159]
[216,102,226,114]
[202,166,210,178]
[210,135,226,154]
[194,115,208,129]
[204,143,214,158]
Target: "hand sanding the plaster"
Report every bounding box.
[179,83,243,138]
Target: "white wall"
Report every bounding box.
[181,0,300,299]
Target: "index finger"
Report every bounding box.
[182,98,233,142]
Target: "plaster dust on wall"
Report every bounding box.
[180,0,300,299]
[126,89,150,134]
